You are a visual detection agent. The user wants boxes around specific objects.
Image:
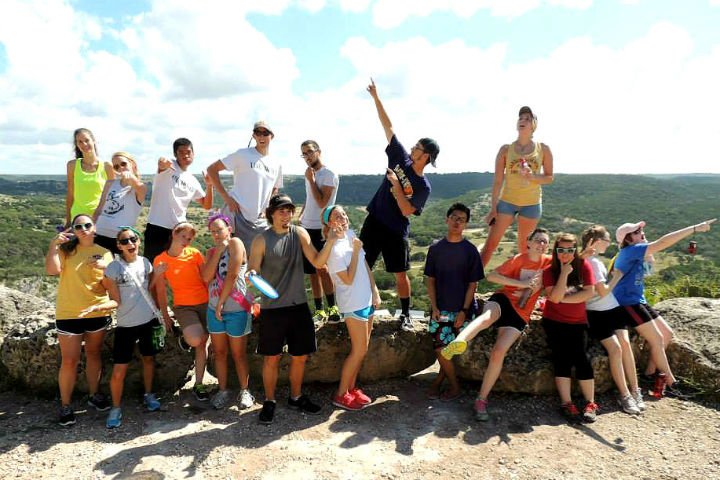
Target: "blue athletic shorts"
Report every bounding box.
[207,308,252,338]
[342,305,375,322]
[496,199,542,219]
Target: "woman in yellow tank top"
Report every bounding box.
[480,107,554,267]
[65,128,114,226]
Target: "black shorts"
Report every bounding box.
[302,228,325,274]
[256,303,317,356]
[623,303,660,327]
[113,318,161,364]
[359,214,409,273]
[489,293,527,332]
[94,234,121,255]
[143,223,172,265]
[56,316,111,336]
[587,307,630,341]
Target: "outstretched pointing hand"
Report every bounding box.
[367,78,378,99]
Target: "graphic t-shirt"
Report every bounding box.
[207,246,248,312]
[154,247,208,306]
[613,243,650,305]
[221,148,283,221]
[541,259,596,324]
[147,159,205,228]
[366,135,431,238]
[326,229,373,313]
[105,256,156,327]
[424,238,484,312]
[95,179,144,237]
[494,253,553,322]
[500,141,544,206]
[300,166,339,230]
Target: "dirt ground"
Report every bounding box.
[1,364,719,480]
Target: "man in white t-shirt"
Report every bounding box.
[144,138,213,263]
[207,121,283,253]
[298,140,340,323]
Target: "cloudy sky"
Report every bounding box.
[1,0,719,176]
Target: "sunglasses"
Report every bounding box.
[118,236,139,245]
[113,161,128,169]
[253,129,271,137]
[556,247,577,254]
[73,222,93,231]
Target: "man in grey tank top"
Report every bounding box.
[248,194,338,424]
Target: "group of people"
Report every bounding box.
[47,80,715,429]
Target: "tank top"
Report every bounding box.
[499,141,544,206]
[71,159,107,219]
[95,179,144,237]
[208,247,248,312]
[260,225,307,309]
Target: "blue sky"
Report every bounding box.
[1,0,719,175]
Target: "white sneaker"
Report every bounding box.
[211,390,232,410]
[618,394,641,415]
[632,387,647,412]
[238,389,255,409]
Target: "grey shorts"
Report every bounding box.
[174,303,209,333]
[222,207,268,254]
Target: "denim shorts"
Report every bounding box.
[496,199,542,219]
[207,308,252,338]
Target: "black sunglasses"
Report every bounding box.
[118,236,139,245]
[253,129,271,137]
[73,222,93,231]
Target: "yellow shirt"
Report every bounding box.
[55,244,113,319]
[499,141,544,206]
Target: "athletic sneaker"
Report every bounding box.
[259,400,276,424]
[582,402,599,423]
[193,384,210,401]
[349,387,372,406]
[560,402,580,423]
[211,389,232,409]
[87,392,111,411]
[288,394,322,415]
[143,393,161,412]
[441,340,467,360]
[618,394,641,415]
[327,305,342,324]
[106,407,122,429]
[238,389,255,409]
[399,314,413,332]
[333,392,365,411]
[665,380,692,400]
[474,398,489,422]
[632,388,647,411]
[58,405,76,427]
[312,309,328,323]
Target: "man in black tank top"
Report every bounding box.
[247,194,337,424]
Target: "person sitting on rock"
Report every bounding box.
[321,205,381,411]
[442,228,552,421]
[540,233,598,424]
[424,203,484,402]
[81,227,165,428]
[248,194,337,425]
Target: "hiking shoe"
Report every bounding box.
[106,407,122,429]
[193,384,210,401]
[618,394,641,415]
[582,402,599,423]
[349,387,372,406]
[312,309,328,323]
[333,392,365,411]
[327,305,342,324]
[288,394,322,415]
[238,389,255,409]
[665,380,693,400]
[650,373,667,398]
[441,340,467,360]
[399,314,413,332]
[143,393,161,412]
[211,389,232,409]
[259,400,276,424]
[632,388,647,411]
[474,398,489,422]
[561,402,580,423]
[88,392,111,411]
[58,405,76,427]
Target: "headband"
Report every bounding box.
[118,226,142,238]
[208,212,232,227]
[322,205,337,226]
